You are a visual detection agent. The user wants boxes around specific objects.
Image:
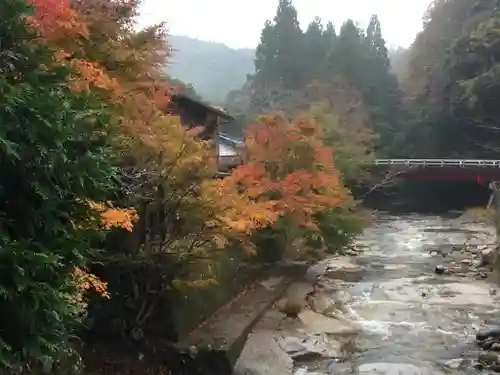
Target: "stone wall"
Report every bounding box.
[491,182,500,235]
[489,182,500,281]
[170,253,265,342]
[84,250,267,346]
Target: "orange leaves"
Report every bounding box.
[74,267,109,299]
[206,177,279,236]
[69,59,121,92]
[217,113,352,232]
[30,0,88,42]
[88,201,138,232]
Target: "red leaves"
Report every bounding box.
[30,0,88,41]
[31,0,69,21]
[221,113,351,231]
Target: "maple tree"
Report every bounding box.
[27,0,286,339]
[28,0,284,260]
[218,113,354,255]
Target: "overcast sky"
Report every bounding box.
[137,0,433,50]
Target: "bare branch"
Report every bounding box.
[361,164,414,200]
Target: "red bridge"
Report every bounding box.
[373,159,500,184]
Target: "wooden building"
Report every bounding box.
[169,93,242,173]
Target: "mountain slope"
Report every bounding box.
[166,35,255,104]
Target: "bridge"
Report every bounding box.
[372,159,500,183]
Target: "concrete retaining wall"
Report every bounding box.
[489,182,500,281]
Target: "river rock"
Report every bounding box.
[278,335,340,361]
[435,265,446,274]
[478,351,500,366]
[324,259,364,282]
[481,248,497,266]
[491,364,500,373]
[344,249,359,256]
[358,363,442,375]
[294,368,324,375]
[308,293,335,315]
[315,277,340,293]
[298,309,360,335]
[233,330,293,375]
[443,358,469,370]
[472,258,483,267]
[477,327,500,341]
[307,257,364,282]
[308,289,354,317]
[480,337,498,350]
[478,272,488,279]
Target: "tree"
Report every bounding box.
[28,0,289,359]
[401,0,500,158]
[324,21,337,42]
[254,0,305,90]
[219,113,354,257]
[366,15,389,69]
[30,0,252,263]
[326,20,367,82]
[303,17,326,81]
[325,17,401,154]
[304,80,376,183]
[0,0,120,369]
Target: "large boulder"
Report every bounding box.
[297,310,360,335]
[277,335,340,361]
[233,331,293,375]
[481,247,497,267]
[307,257,364,282]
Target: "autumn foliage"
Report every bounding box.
[1,0,363,372]
[218,113,353,250]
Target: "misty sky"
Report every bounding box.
[137,0,433,49]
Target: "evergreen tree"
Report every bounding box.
[366,15,390,69]
[303,17,326,81]
[242,4,405,155]
[324,21,337,41]
[0,0,118,370]
[363,15,401,153]
[402,0,500,158]
[254,20,279,88]
[326,19,367,82]
[254,0,304,89]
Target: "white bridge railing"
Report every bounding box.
[374,159,500,168]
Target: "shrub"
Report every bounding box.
[0,0,118,370]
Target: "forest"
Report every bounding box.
[1,0,499,374]
[226,0,500,161]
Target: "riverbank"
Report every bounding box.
[234,213,500,375]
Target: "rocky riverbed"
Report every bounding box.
[233,212,500,375]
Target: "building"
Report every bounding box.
[218,132,244,173]
[169,93,243,173]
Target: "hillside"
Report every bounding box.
[166,35,255,104]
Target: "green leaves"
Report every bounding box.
[402,0,500,158]
[0,0,118,371]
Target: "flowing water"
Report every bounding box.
[296,213,500,375]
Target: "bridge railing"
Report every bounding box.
[373,159,500,168]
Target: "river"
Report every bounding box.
[234,212,500,375]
